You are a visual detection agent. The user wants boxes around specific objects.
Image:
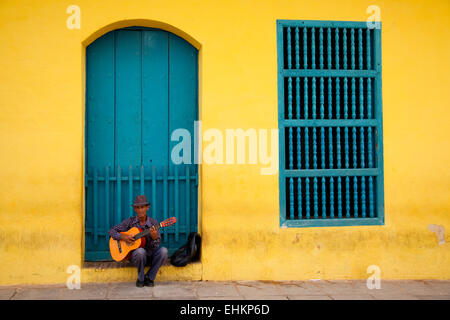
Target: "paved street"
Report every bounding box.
[1,280,449,300]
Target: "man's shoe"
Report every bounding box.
[136,279,145,288]
[144,278,154,287]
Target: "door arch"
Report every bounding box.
[85,26,198,261]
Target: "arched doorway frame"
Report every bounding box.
[81,20,203,262]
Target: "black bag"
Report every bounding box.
[170,232,201,267]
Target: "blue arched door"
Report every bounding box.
[85,27,198,261]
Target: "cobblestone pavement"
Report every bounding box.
[1,280,449,300]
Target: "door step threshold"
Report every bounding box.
[83,259,173,269]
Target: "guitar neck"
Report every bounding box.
[134,223,161,240]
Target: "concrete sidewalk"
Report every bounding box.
[1,280,449,300]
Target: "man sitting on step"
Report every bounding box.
[109,195,168,288]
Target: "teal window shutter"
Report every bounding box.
[277,20,384,228]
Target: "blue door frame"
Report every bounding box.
[85,27,198,261]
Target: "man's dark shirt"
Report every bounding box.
[108,216,161,252]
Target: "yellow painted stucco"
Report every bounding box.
[0,0,449,285]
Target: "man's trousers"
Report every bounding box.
[129,246,168,282]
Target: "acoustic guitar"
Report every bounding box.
[109,217,177,262]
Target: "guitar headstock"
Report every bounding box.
[160,217,177,227]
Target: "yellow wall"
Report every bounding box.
[0,0,449,285]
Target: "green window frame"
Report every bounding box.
[277,20,384,228]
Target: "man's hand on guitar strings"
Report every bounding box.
[120,233,135,245]
[150,226,158,240]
